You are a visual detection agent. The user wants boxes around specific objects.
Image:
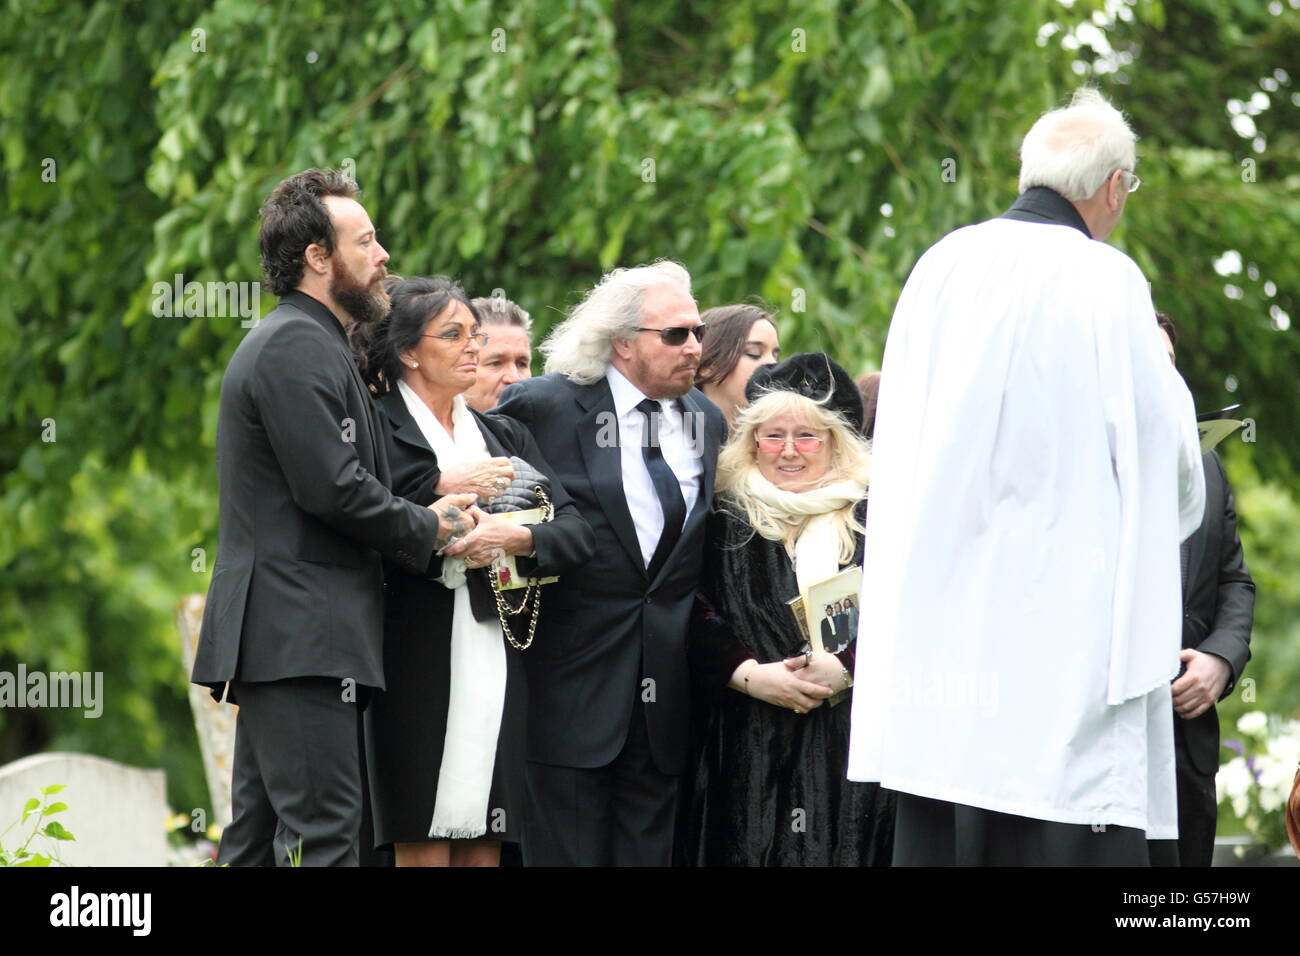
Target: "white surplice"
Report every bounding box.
[846,217,1205,838]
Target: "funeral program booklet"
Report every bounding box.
[489,507,558,590]
[786,565,862,707]
[1197,404,1244,454]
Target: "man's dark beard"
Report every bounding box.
[331,260,388,326]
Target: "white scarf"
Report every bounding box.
[741,470,866,594]
[397,380,507,840]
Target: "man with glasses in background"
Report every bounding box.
[495,260,726,865]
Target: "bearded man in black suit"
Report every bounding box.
[192,169,476,866]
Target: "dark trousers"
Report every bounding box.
[218,677,365,867]
[892,793,1155,866]
[522,699,679,866]
[1174,742,1218,867]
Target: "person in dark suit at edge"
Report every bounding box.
[1150,311,1255,867]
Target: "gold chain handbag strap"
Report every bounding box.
[486,484,553,650]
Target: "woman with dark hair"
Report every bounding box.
[358,276,594,867]
[686,353,895,866]
[695,304,781,425]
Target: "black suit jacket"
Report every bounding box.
[494,373,726,775]
[1176,451,1255,776]
[191,292,442,698]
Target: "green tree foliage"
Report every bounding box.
[1,0,1296,811]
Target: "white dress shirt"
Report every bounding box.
[605,365,703,569]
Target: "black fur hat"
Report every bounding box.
[744,352,864,433]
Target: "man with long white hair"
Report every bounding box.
[847,88,1205,865]
[495,260,726,865]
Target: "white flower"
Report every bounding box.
[1257,757,1292,812]
[1237,711,1268,735]
[1258,781,1286,814]
[1267,732,1300,770]
[1216,757,1254,813]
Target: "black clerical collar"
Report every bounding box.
[281,290,350,344]
[1000,186,1092,239]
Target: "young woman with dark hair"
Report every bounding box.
[695,304,780,425]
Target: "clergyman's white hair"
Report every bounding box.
[541,260,693,383]
[1018,87,1137,201]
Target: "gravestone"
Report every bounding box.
[0,752,167,866]
[175,594,236,827]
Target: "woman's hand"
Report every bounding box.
[441,507,534,567]
[784,651,849,693]
[435,457,515,504]
[730,659,834,713]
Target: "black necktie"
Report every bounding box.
[636,398,686,579]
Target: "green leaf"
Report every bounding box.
[41,784,66,795]
[16,854,53,867]
[455,222,485,259]
[21,798,39,822]
[157,127,182,162]
[42,802,67,815]
[43,821,75,841]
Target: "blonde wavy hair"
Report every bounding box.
[716,390,871,562]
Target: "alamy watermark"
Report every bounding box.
[887,669,1000,718]
[0,665,103,718]
[151,273,261,327]
[594,409,707,457]
[50,886,150,936]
